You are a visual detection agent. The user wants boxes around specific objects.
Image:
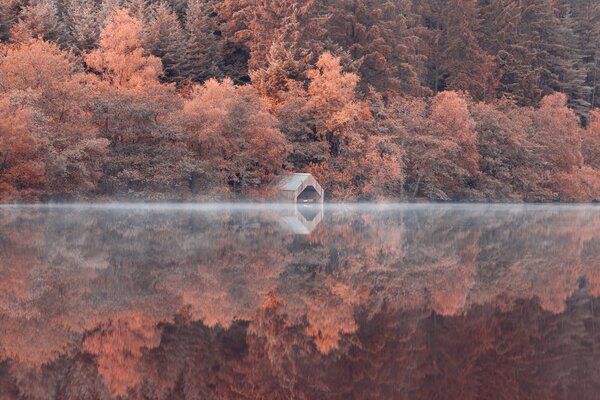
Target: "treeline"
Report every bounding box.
[1,0,600,201]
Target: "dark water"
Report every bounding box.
[1,204,600,399]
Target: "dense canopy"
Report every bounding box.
[1,0,600,201]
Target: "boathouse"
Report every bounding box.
[277,173,324,203]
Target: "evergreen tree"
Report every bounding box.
[323,0,429,97]
[10,0,68,45]
[127,0,150,22]
[438,0,497,100]
[551,4,590,119]
[566,0,600,113]
[144,2,187,83]
[481,0,588,109]
[0,0,23,42]
[64,0,100,52]
[181,0,222,82]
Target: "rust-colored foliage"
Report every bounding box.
[85,9,163,89]
[0,101,46,201]
[0,0,600,202]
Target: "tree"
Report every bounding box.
[532,93,583,174]
[480,0,588,110]
[582,110,600,169]
[322,0,429,97]
[181,0,223,82]
[144,2,187,83]
[567,0,600,113]
[470,99,538,199]
[182,0,223,82]
[303,53,403,199]
[64,0,101,53]
[416,0,497,100]
[0,38,73,91]
[9,0,67,45]
[529,93,585,200]
[0,0,22,42]
[176,78,289,196]
[216,0,325,82]
[397,91,479,199]
[306,52,364,145]
[0,101,46,201]
[85,8,163,88]
[0,38,109,199]
[439,0,498,100]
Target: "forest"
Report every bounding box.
[2,0,600,201]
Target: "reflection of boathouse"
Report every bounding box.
[277,173,324,203]
[279,204,324,235]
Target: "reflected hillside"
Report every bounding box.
[0,205,600,399]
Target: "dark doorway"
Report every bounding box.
[297,186,321,203]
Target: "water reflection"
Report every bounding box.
[0,204,599,399]
[279,203,324,234]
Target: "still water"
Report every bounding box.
[1,203,600,399]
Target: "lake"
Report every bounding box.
[1,204,599,399]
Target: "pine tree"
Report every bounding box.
[64,0,100,52]
[10,0,67,45]
[169,0,188,20]
[551,4,591,119]
[127,0,150,22]
[479,0,589,109]
[567,0,600,114]
[0,0,22,42]
[215,0,325,83]
[323,0,429,97]
[439,0,497,100]
[181,0,222,82]
[144,2,187,83]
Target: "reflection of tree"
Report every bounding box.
[0,206,600,398]
[83,314,162,397]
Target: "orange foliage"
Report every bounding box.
[0,39,74,91]
[178,78,289,194]
[0,101,46,201]
[82,314,162,397]
[85,9,163,88]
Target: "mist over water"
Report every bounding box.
[1,204,600,399]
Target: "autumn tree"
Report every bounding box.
[397,91,479,199]
[176,78,289,196]
[529,93,586,200]
[0,101,46,201]
[0,39,108,198]
[85,8,163,88]
[470,99,537,199]
[303,53,404,199]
